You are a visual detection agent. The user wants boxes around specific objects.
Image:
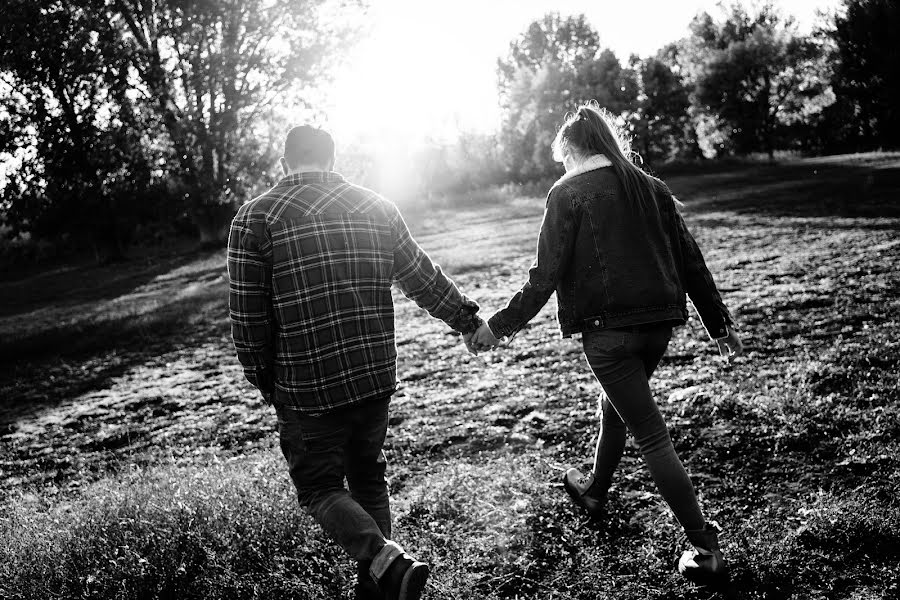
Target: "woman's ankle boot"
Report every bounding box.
[562,468,607,519]
[678,523,727,585]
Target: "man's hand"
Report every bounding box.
[715,326,743,361]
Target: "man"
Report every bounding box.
[227,125,482,600]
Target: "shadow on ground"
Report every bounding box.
[669,153,900,221]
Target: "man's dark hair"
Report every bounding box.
[284,125,335,169]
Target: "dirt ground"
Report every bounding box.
[1,153,899,599]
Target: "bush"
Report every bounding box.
[0,233,61,273]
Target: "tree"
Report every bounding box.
[497,14,638,179]
[497,13,601,107]
[104,0,356,244]
[0,0,168,262]
[682,3,832,158]
[628,55,699,164]
[1,0,359,254]
[823,0,900,150]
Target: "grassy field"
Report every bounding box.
[1,153,899,600]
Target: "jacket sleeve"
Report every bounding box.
[674,208,733,339]
[488,185,578,338]
[388,202,482,334]
[227,211,275,399]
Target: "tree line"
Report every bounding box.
[492,1,899,181]
[0,0,353,262]
[0,0,897,263]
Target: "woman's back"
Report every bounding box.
[551,165,686,332]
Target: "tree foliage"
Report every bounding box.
[104,0,351,243]
[822,0,900,151]
[628,55,699,163]
[497,14,638,179]
[497,13,601,108]
[0,0,166,261]
[0,0,356,258]
[3,0,899,258]
[682,2,833,157]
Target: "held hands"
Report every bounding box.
[463,322,744,360]
[463,322,503,355]
[715,326,744,362]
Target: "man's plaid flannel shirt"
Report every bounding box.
[227,171,481,413]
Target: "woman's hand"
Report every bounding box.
[465,322,502,355]
[715,327,743,361]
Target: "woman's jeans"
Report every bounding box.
[275,396,391,562]
[582,326,706,531]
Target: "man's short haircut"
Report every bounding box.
[283,125,335,169]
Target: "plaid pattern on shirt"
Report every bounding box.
[227,171,481,413]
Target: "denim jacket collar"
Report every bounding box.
[555,154,612,187]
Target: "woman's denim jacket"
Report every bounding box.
[488,160,733,340]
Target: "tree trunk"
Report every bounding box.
[193,203,237,248]
[91,221,130,265]
[763,70,775,161]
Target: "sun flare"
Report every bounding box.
[325,1,504,146]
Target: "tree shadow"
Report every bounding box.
[0,246,224,319]
[670,156,900,224]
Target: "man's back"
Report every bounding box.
[228,171,480,413]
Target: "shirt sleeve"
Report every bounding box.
[388,203,482,334]
[488,184,578,339]
[227,211,275,399]
[673,208,733,339]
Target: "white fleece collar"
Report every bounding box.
[555,154,613,186]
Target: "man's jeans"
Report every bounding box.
[583,325,706,531]
[276,396,391,562]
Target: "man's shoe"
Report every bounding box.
[355,560,384,600]
[562,468,606,519]
[380,554,429,600]
[370,541,429,600]
[678,523,728,585]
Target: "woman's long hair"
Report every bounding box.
[551,101,665,209]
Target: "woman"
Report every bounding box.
[472,102,743,585]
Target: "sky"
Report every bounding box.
[324,0,841,145]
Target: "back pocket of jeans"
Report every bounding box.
[583,330,627,356]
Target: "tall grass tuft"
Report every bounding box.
[730,484,900,599]
[0,454,346,600]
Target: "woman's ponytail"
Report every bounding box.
[552,102,664,210]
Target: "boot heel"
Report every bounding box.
[678,523,727,585]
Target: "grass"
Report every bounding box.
[2,153,900,599]
[0,454,349,600]
[5,454,897,599]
